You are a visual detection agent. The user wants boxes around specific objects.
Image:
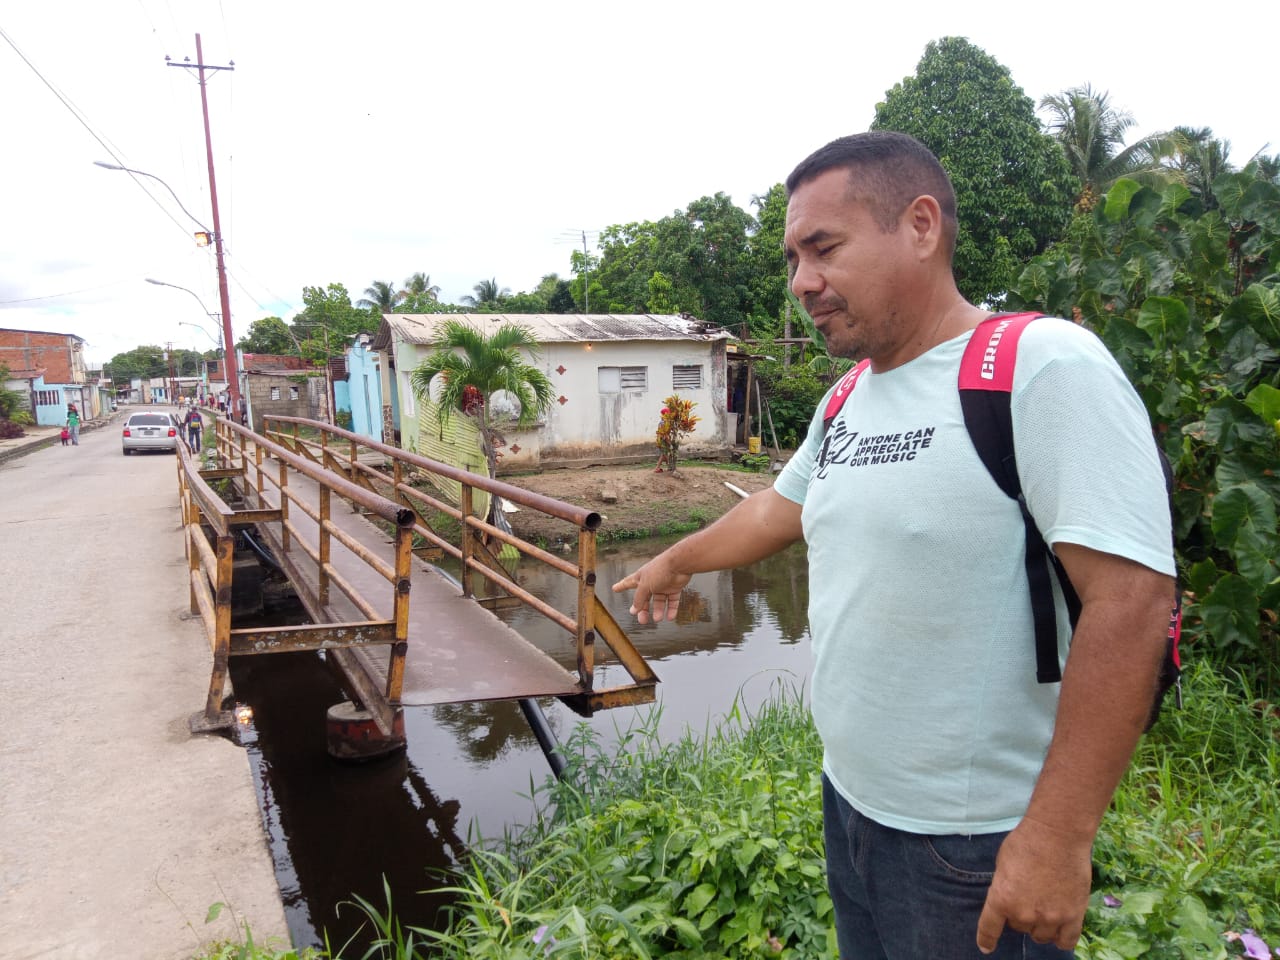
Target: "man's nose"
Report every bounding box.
[789,259,823,300]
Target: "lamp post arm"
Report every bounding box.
[94,161,213,235]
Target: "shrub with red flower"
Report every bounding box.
[654,394,699,473]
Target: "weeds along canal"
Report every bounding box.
[229,538,811,952]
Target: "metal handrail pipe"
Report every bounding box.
[407,522,463,563]
[461,510,581,578]
[324,563,382,620]
[189,568,217,649]
[189,523,220,591]
[223,419,414,530]
[322,518,395,582]
[283,518,320,566]
[264,416,601,531]
[462,557,577,634]
[395,481,463,522]
[176,442,237,537]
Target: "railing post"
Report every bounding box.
[349,435,357,479]
[188,519,201,614]
[202,533,235,722]
[387,518,412,702]
[279,459,290,552]
[255,441,264,497]
[460,484,474,598]
[318,484,331,606]
[576,528,598,692]
[237,428,247,473]
[393,459,404,507]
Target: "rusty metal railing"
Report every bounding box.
[261,416,656,713]
[177,417,416,733]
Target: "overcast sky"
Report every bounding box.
[2,1,1274,368]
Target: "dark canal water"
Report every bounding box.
[228,538,811,951]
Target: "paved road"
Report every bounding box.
[0,411,287,958]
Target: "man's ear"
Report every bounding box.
[904,194,945,260]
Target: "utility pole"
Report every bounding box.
[167,35,240,419]
[582,230,590,315]
[165,342,176,404]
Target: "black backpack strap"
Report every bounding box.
[958,313,1069,684]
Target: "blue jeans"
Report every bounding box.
[822,775,1074,959]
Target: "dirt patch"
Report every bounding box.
[500,463,777,545]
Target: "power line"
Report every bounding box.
[0,25,194,241]
[0,279,133,306]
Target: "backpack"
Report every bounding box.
[821,312,1182,730]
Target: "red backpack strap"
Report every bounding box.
[822,359,871,435]
[958,312,1071,684]
[958,312,1042,391]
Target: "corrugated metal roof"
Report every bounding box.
[371,313,733,350]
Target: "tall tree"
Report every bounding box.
[872,37,1077,305]
[236,316,298,354]
[357,280,400,313]
[1162,127,1234,210]
[402,272,440,302]
[409,319,554,526]
[291,283,372,361]
[460,278,511,308]
[1039,85,1176,209]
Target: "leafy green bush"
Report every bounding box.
[1008,173,1280,688]
[753,360,829,449]
[1084,662,1280,958]
[415,692,834,959]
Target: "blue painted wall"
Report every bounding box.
[32,376,68,426]
[346,340,383,443]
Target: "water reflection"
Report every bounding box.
[232,539,811,950]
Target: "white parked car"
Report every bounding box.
[122,412,178,455]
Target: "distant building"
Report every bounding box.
[370,313,735,471]
[239,353,329,432]
[0,327,98,424]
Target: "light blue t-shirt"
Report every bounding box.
[774,318,1174,834]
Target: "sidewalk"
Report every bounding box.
[0,419,288,958]
[0,410,121,465]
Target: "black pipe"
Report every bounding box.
[518,698,568,780]
[240,528,285,574]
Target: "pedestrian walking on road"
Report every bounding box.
[184,406,204,453]
[59,427,70,446]
[66,405,81,445]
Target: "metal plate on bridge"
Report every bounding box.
[246,469,583,707]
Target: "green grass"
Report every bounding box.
[185,665,1280,960]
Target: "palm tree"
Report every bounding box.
[460,278,510,308]
[409,319,554,528]
[357,280,399,313]
[401,272,440,302]
[1162,127,1234,209]
[1040,85,1176,209]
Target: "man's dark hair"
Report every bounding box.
[786,131,958,257]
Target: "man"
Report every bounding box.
[613,132,1174,958]
[184,405,204,453]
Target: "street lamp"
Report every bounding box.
[146,278,226,405]
[96,161,241,417]
[94,161,213,237]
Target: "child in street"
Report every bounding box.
[60,427,70,446]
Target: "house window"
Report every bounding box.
[36,390,58,406]
[598,366,648,393]
[673,365,703,390]
[270,386,281,401]
[289,385,300,400]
